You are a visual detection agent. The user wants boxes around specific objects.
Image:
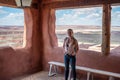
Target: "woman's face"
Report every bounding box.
[67,30,73,37]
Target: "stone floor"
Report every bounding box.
[13,71,120,80]
[13,71,83,80]
[13,71,65,80]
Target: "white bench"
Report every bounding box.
[48,61,120,80]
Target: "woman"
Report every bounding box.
[63,29,79,80]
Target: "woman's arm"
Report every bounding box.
[63,37,68,49]
[75,40,79,54]
[71,39,79,56]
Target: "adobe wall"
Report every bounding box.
[0,8,43,79]
[42,7,120,79]
[0,47,31,79]
[0,0,120,80]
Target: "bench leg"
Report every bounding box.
[48,64,53,76]
[109,76,115,80]
[48,64,57,76]
[54,65,57,74]
[68,68,72,80]
[91,74,94,80]
[87,72,91,80]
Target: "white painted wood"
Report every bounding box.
[109,76,115,80]
[76,66,120,78]
[48,61,120,79]
[91,74,94,80]
[48,64,56,76]
[48,64,53,76]
[68,68,72,80]
[87,72,91,80]
[54,65,57,74]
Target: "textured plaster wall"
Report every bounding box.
[41,7,120,78]
[0,8,43,79]
[0,1,120,80]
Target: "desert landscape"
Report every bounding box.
[0,25,120,52]
[56,25,120,52]
[0,26,23,48]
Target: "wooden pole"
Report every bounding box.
[102,4,111,55]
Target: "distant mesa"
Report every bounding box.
[0,25,24,30]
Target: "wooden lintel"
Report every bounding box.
[42,0,70,4]
[0,0,16,7]
[102,4,111,55]
[0,0,39,8]
[42,0,120,9]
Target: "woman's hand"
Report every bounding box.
[71,52,76,56]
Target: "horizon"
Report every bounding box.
[0,25,120,27]
[56,25,120,27]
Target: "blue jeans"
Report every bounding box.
[64,54,76,80]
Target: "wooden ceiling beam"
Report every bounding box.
[0,0,38,8]
[42,0,70,4]
[42,0,120,9]
[0,0,16,7]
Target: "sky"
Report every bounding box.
[0,6,120,26]
[0,6,24,26]
[56,6,120,26]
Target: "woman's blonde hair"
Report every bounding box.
[67,29,73,33]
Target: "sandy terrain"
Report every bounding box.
[56,25,120,52]
[0,25,119,51]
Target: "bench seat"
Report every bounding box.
[48,61,120,80]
